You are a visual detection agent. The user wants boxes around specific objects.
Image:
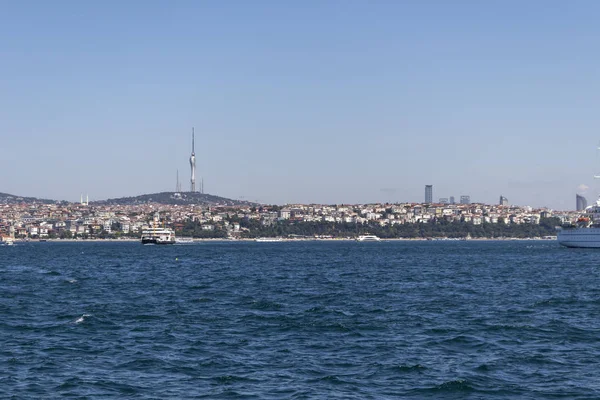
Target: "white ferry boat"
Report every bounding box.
[356,235,381,242]
[255,237,283,242]
[0,236,14,246]
[141,227,176,245]
[557,197,600,248]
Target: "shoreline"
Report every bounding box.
[13,237,558,243]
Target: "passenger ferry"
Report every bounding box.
[141,213,176,245]
[141,227,176,245]
[557,196,600,248]
[255,237,283,242]
[356,235,381,242]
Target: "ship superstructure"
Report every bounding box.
[557,197,600,248]
[141,213,176,245]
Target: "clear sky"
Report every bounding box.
[2,1,600,209]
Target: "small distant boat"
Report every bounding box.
[356,235,381,242]
[255,237,283,242]
[0,236,14,246]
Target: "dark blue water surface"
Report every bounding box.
[2,240,600,399]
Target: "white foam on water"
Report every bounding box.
[74,314,91,324]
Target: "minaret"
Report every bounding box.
[189,128,196,192]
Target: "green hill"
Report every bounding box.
[0,192,61,204]
[91,191,256,206]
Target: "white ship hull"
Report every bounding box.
[557,227,600,248]
[141,227,176,245]
[255,237,283,242]
[356,235,381,242]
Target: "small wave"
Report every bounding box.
[214,375,256,384]
[132,314,166,321]
[249,299,284,311]
[533,296,579,307]
[333,309,354,317]
[484,323,535,332]
[192,297,214,303]
[312,321,354,333]
[436,379,474,392]
[56,377,84,390]
[67,279,78,284]
[307,375,347,385]
[74,314,91,324]
[435,334,486,350]
[475,363,494,372]
[395,364,426,373]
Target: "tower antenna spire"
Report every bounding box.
[189,127,196,192]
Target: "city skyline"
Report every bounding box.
[2,1,600,209]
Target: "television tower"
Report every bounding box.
[189,128,196,192]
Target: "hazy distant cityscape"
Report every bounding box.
[0,143,589,240]
[0,185,585,240]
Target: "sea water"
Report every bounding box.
[1,240,600,399]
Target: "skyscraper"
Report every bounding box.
[449,196,455,204]
[576,194,588,211]
[189,128,196,192]
[499,195,508,206]
[460,195,470,204]
[425,185,433,203]
[175,169,181,193]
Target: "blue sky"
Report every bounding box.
[1,1,600,209]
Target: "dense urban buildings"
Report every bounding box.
[0,193,582,241]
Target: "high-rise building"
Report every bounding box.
[425,185,433,203]
[175,169,182,193]
[439,198,449,204]
[449,196,455,204]
[189,128,196,192]
[576,194,588,211]
[499,195,508,206]
[460,195,470,204]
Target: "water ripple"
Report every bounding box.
[1,241,600,398]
